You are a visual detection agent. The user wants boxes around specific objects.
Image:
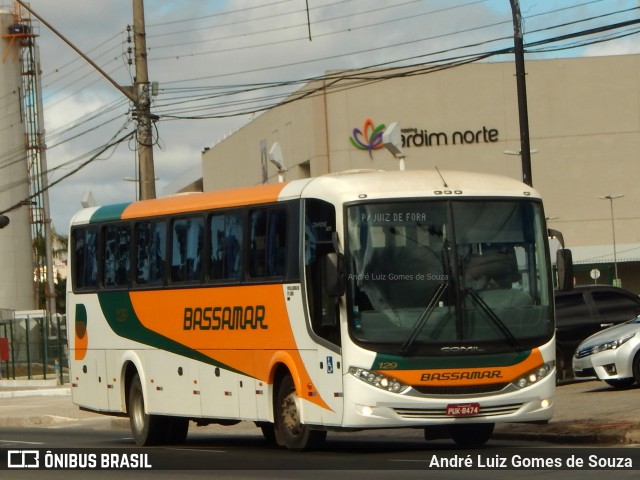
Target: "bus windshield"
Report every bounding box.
[346,199,553,355]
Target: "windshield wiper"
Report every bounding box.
[464,287,523,351]
[399,234,456,355]
[399,281,448,355]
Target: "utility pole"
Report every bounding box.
[509,0,533,187]
[34,44,58,353]
[15,0,157,200]
[133,0,156,200]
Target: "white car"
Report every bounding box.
[572,315,640,388]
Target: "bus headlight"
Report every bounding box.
[348,367,410,394]
[511,361,555,389]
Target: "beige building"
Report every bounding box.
[200,54,640,292]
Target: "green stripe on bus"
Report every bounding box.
[90,203,131,223]
[97,291,247,376]
[371,351,531,370]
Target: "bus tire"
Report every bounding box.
[274,375,326,451]
[164,417,189,444]
[447,423,494,447]
[256,422,277,445]
[128,373,165,446]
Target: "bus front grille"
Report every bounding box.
[412,384,509,396]
[393,403,523,420]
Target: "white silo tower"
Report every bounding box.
[0,9,36,311]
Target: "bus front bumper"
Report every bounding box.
[340,372,555,428]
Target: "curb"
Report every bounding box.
[0,379,59,388]
[494,420,640,445]
[0,387,71,399]
[0,415,129,430]
[494,430,627,445]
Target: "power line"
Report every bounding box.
[0,128,135,216]
[147,0,297,28]
[154,3,637,86]
[154,15,640,120]
[2,0,634,220]
[148,1,481,52]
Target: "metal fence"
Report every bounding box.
[0,309,67,384]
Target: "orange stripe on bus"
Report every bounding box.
[128,284,331,411]
[121,182,287,220]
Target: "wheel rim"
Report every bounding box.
[281,391,302,436]
[131,386,146,433]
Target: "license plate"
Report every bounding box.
[446,403,480,417]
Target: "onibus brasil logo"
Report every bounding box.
[349,118,385,158]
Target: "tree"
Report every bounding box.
[33,227,68,314]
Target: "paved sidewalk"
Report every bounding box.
[1,378,639,444]
[494,379,640,444]
[0,379,69,399]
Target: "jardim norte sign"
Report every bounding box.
[401,126,499,148]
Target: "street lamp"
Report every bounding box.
[268,142,286,183]
[0,200,37,228]
[598,194,624,287]
[504,149,538,156]
[504,150,538,184]
[382,122,406,171]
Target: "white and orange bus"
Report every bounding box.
[68,169,556,450]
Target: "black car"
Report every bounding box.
[555,285,640,380]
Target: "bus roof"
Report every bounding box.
[70,170,540,226]
[295,169,539,203]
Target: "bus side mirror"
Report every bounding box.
[556,249,573,291]
[321,252,345,297]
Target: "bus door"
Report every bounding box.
[304,199,343,425]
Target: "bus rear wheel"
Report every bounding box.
[447,423,494,447]
[128,373,166,446]
[274,375,326,451]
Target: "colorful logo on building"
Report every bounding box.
[350,118,385,158]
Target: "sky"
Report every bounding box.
[3,0,640,233]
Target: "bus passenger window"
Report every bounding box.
[267,209,287,277]
[104,224,131,287]
[135,221,166,286]
[249,211,267,277]
[171,217,204,283]
[249,208,287,279]
[72,227,98,290]
[209,213,243,281]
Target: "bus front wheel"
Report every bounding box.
[128,373,166,446]
[447,423,494,447]
[274,375,326,451]
[256,422,277,444]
